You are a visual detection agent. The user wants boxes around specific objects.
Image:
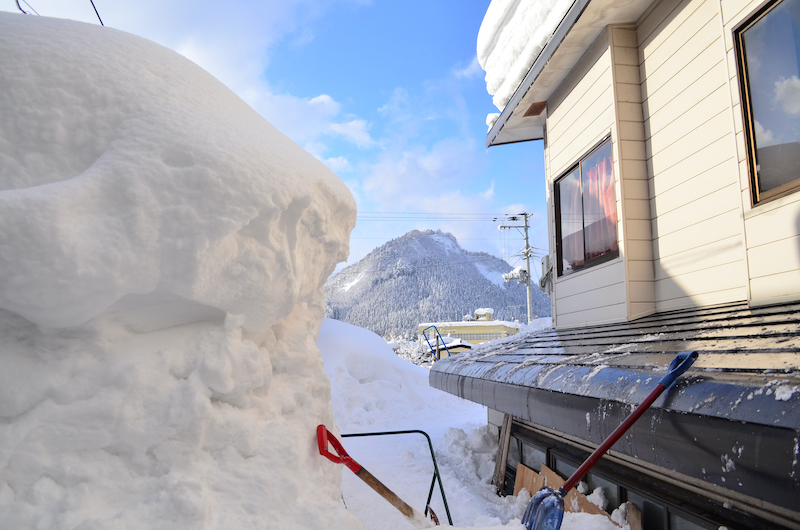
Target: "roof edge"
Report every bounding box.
[486,0,591,148]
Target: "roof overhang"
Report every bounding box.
[486,0,657,147]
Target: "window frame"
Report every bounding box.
[733,0,800,205]
[506,425,721,530]
[553,136,619,277]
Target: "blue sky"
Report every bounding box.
[4,0,549,270]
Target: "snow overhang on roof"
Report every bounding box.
[486,0,657,147]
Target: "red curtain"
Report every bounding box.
[582,153,618,260]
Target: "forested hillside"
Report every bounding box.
[325,230,551,339]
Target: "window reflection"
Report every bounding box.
[738,0,800,201]
[555,139,618,275]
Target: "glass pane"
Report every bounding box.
[670,513,708,530]
[554,457,578,481]
[507,437,521,471]
[584,472,620,512]
[521,442,547,472]
[627,491,666,530]
[742,0,800,194]
[581,141,618,260]
[557,168,584,272]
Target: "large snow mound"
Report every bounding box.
[0,12,358,530]
[478,0,575,111]
[0,12,354,332]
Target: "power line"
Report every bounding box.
[89,0,104,25]
[15,0,38,15]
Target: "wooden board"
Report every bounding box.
[513,464,620,526]
[626,502,643,530]
[513,463,547,497]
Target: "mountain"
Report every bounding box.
[324,229,551,339]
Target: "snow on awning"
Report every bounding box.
[485,0,657,147]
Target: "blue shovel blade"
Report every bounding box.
[521,488,564,530]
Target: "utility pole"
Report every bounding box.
[497,213,536,324]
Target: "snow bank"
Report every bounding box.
[0,12,357,529]
[318,318,480,432]
[478,0,575,111]
[0,12,354,332]
[318,320,627,530]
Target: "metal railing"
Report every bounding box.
[421,325,451,360]
[341,429,453,526]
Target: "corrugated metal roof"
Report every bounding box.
[429,302,800,519]
[430,302,800,425]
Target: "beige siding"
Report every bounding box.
[547,33,615,176]
[547,29,628,328]
[555,262,628,327]
[613,24,656,320]
[637,0,748,311]
[743,197,800,304]
[720,0,800,304]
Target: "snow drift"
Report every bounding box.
[0,12,357,529]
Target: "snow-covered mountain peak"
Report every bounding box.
[325,229,550,339]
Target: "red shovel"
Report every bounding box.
[317,425,438,527]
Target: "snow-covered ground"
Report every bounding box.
[319,318,625,530]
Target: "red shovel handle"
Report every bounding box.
[317,425,362,474]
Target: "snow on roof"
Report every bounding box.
[419,319,519,329]
[477,0,575,111]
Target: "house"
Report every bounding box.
[418,308,520,347]
[430,0,800,528]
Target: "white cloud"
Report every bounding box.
[330,119,373,147]
[378,87,411,119]
[755,120,777,147]
[322,156,353,173]
[453,56,483,79]
[775,75,800,115]
[5,1,372,152]
[362,137,485,210]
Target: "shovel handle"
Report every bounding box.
[317,425,362,473]
[561,351,697,493]
[316,425,424,523]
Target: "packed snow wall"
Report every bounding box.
[0,12,359,529]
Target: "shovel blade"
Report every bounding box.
[521,487,564,530]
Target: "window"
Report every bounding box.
[554,138,618,276]
[735,0,800,204]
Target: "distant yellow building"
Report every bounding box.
[418,308,520,347]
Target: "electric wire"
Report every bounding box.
[89,0,103,25]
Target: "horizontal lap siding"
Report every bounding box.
[612,25,655,321]
[556,262,628,328]
[638,0,747,312]
[548,36,615,176]
[744,198,800,303]
[721,0,800,304]
[548,30,627,327]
